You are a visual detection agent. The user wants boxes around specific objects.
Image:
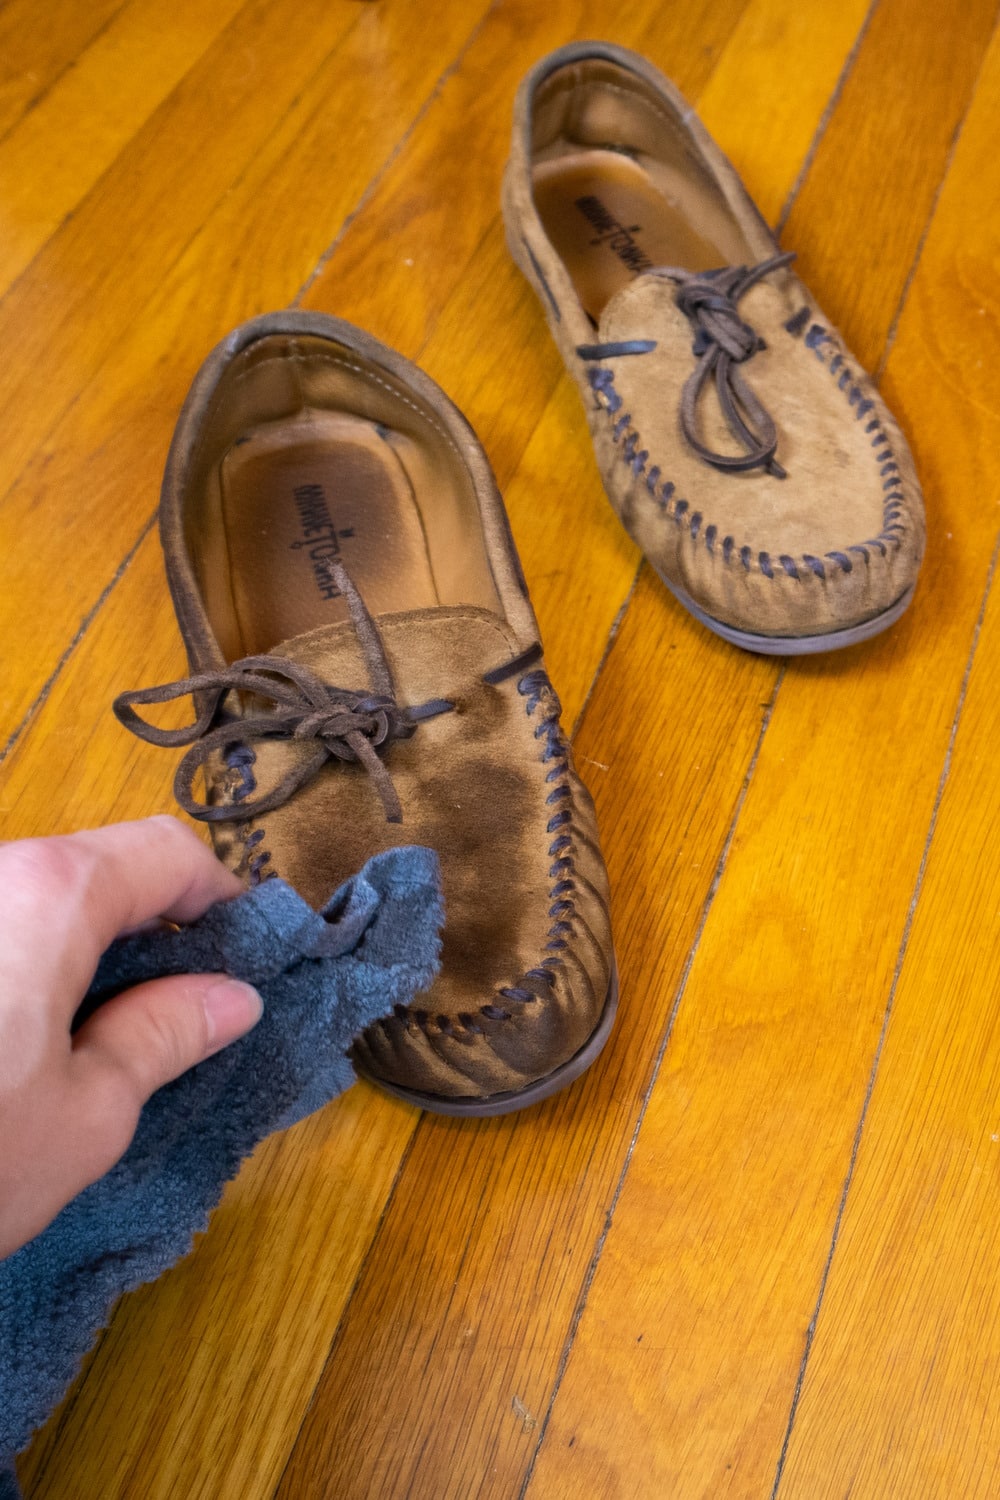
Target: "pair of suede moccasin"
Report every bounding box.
[115,43,925,1118]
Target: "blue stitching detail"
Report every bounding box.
[481,667,587,1030]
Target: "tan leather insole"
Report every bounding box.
[219,409,440,656]
[532,150,734,322]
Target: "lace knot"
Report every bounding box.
[292,691,411,751]
[112,562,440,826]
[656,251,795,477]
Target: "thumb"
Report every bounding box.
[75,973,263,1104]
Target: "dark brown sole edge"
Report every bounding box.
[655,569,917,657]
[363,962,620,1119]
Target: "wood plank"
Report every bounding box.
[276,584,779,1500]
[0,0,125,140]
[780,0,999,372]
[0,0,363,517]
[9,2,986,1496]
[0,0,250,293]
[0,0,752,753]
[12,2,752,1494]
[0,0,490,748]
[524,1,1000,1495]
[768,27,1000,1496]
[277,3,903,1495]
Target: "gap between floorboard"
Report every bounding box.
[768,522,1000,1498]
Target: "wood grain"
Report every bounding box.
[0,0,377,512]
[14,1,746,1494]
[772,23,1000,1495]
[0,0,126,141]
[277,2,903,1494]
[0,0,250,293]
[276,579,779,1500]
[0,0,490,746]
[6,0,1000,1497]
[780,0,1000,372]
[525,0,1000,1493]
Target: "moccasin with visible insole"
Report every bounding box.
[113,311,616,1116]
[502,41,925,654]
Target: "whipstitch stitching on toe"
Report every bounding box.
[456,669,574,1035]
[585,326,907,579]
[390,669,581,1042]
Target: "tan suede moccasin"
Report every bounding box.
[503,41,925,654]
[113,312,615,1117]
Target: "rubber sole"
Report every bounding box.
[366,963,620,1118]
[656,570,916,656]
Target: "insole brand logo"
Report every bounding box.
[290,483,355,600]
[575,195,652,273]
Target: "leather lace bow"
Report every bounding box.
[113,562,452,825]
[654,250,795,478]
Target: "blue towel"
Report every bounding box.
[0,846,441,1490]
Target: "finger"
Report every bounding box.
[0,817,243,1005]
[73,971,263,1109]
[66,816,243,928]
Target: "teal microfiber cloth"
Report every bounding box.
[0,845,442,1490]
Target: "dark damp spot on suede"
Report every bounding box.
[243,684,550,1018]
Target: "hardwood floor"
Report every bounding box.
[6,1,1000,1494]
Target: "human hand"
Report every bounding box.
[0,816,262,1258]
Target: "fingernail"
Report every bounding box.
[202,979,264,1053]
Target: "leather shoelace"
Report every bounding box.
[114,561,541,826]
[652,251,795,479]
[114,562,454,825]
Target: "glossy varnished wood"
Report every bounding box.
[6,0,1000,1495]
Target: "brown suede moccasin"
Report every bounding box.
[114,311,616,1117]
[503,41,925,654]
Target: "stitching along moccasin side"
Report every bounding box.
[113,312,616,1117]
[502,41,925,654]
